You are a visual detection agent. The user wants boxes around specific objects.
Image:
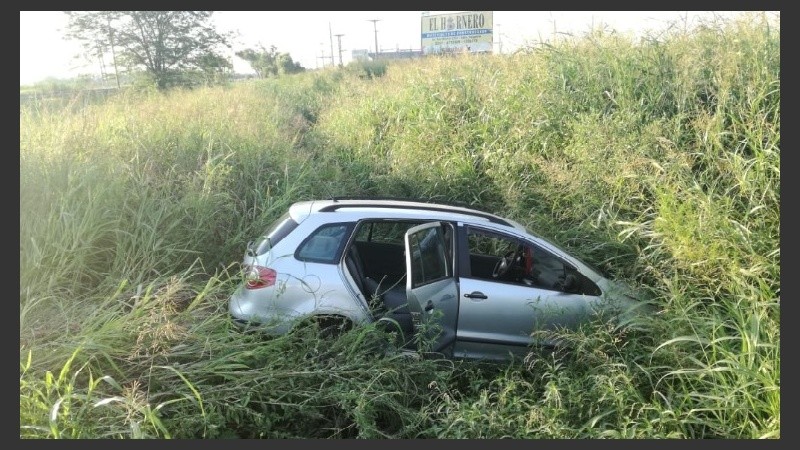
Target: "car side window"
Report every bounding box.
[295,223,352,264]
[355,221,423,244]
[466,227,601,296]
[465,227,573,292]
[408,226,450,288]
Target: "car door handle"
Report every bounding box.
[464,291,488,299]
[424,300,434,312]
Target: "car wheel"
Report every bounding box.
[308,315,353,339]
[372,317,407,354]
[289,315,354,362]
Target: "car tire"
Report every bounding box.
[308,315,353,339]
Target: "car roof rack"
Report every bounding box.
[322,196,513,227]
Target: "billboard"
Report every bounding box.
[421,11,493,55]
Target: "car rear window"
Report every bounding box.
[254,211,300,256]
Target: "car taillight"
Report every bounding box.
[244,266,277,289]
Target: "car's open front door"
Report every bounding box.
[404,222,458,356]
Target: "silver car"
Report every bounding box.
[228,199,652,360]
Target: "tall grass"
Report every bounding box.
[21,12,778,438]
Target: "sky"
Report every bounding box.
[20,11,766,85]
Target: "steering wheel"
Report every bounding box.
[492,249,519,279]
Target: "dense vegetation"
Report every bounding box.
[20,13,779,438]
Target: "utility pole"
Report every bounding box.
[420,12,428,55]
[553,20,557,43]
[334,34,345,67]
[367,19,381,59]
[318,43,326,68]
[329,23,335,67]
[495,23,503,54]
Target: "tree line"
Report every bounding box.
[64,11,306,90]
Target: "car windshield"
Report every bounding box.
[252,211,299,256]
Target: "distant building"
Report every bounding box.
[351,49,370,62]
[369,49,424,60]
[352,48,424,62]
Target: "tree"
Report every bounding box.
[65,11,233,90]
[276,53,305,75]
[236,44,305,78]
[236,45,278,78]
[63,11,121,88]
[194,53,233,86]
